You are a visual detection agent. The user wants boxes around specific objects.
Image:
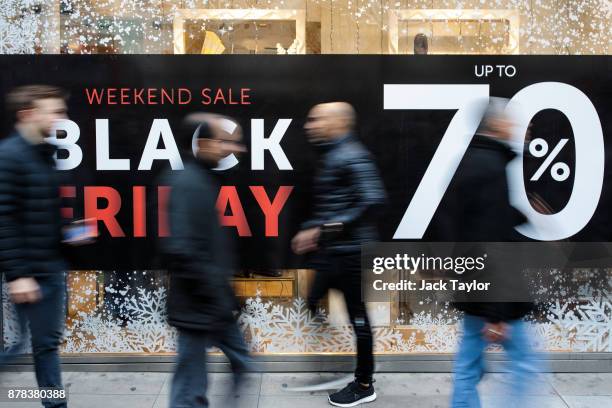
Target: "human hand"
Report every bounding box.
[291,227,321,254]
[8,277,42,304]
[482,322,509,343]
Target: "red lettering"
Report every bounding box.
[148,88,157,104]
[120,88,129,104]
[59,186,76,219]
[134,88,144,104]
[161,88,174,105]
[84,186,125,237]
[158,186,171,237]
[201,88,211,105]
[241,88,251,104]
[213,88,226,105]
[133,186,146,237]
[250,186,293,237]
[84,88,103,105]
[216,186,252,236]
[227,88,238,105]
[107,88,117,104]
[178,88,192,105]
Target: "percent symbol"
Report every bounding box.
[528,138,570,182]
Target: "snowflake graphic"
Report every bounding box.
[263,298,330,352]
[2,280,30,351]
[62,277,176,353]
[123,287,167,325]
[409,311,460,352]
[2,271,610,354]
[64,313,130,353]
[323,323,356,352]
[122,287,176,353]
[548,291,612,352]
[373,327,415,352]
[529,323,571,352]
[0,0,39,54]
[238,293,275,352]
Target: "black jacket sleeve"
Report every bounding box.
[302,150,386,230]
[161,172,231,300]
[0,152,29,282]
[161,177,210,276]
[332,153,386,228]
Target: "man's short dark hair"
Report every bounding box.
[6,85,68,119]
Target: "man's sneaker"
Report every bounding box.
[328,380,376,407]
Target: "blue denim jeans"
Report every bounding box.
[1,274,67,408]
[451,314,540,408]
[170,322,251,408]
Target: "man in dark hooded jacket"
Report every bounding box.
[159,114,249,408]
[441,98,538,408]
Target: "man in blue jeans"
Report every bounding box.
[452,315,539,408]
[0,85,70,408]
[2,276,66,404]
[436,98,539,407]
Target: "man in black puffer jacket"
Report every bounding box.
[292,102,386,407]
[0,85,69,408]
[159,114,250,408]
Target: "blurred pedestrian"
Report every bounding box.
[443,98,538,408]
[0,85,70,408]
[292,102,386,407]
[159,113,250,408]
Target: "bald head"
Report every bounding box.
[326,102,356,128]
[304,102,356,143]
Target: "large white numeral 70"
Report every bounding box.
[386,82,605,241]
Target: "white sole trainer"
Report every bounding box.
[328,392,377,407]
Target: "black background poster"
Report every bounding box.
[0,55,609,270]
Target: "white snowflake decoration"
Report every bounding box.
[2,280,29,351]
[409,310,460,352]
[528,322,571,351]
[547,291,612,352]
[61,273,177,353]
[0,0,39,54]
[2,271,610,354]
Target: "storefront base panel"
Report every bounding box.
[1,353,611,373]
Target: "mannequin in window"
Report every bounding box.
[414,33,429,55]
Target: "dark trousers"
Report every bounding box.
[308,250,374,384]
[170,322,251,408]
[1,274,67,408]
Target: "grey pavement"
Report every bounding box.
[1,372,611,408]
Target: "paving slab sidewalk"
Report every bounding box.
[1,372,611,408]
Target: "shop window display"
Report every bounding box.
[173,9,306,55]
[0,0,610,358]
[390,9,519,54]
[3,267,610,353]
